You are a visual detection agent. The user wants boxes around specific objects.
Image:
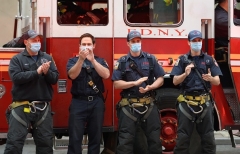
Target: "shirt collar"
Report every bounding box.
[186,51,205,58]
[126,51,145,60]
[23,49,43,56]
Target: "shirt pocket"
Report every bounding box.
[125,69,135,81]
[22,64,30,71]
[199,64,207,74]
[141,65,149,76]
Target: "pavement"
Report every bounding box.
[214,130,240,146]
[0,130,240,153]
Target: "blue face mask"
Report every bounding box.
[131,43,141,52]
[30,43,41,52]
[190,42,202,52]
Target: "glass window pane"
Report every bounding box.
[57,0,108,25]
[125,0,181,26]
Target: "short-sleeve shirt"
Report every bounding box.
[112,51,165,97]
[170,51,222,92]
[67,56,109,96]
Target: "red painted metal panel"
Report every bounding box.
[0,51,20,133]
[211,85,234,129]
[230,38,240,102]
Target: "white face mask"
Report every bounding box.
[80,45,93,51]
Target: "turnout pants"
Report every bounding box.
[4,103,53,154]
[117,104,162,154]
[67,97,105,154]
[174,102,216,154]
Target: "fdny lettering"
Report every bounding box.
[128,28,186,37]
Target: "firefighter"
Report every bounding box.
[66,33,110,154]
[4,30,59,154]
[171,30,222,154]
[215,0,240,87]
[215,0,240,48]
[112,30,164,154]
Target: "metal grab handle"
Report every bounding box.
[187,103,203,114]
[131,103,149,114]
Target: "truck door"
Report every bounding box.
[229,0,240,121]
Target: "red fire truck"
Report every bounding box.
[0,0,240,153]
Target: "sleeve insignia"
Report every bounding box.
[174,58,180,66]
[104,60,109,67]
[52,58,57,67]
[114,62,119,70]
[213,58,219,67]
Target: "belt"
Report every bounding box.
[73,95,98,101]
[9,101,48,113]
[177,94,210,106]
[119,97,152,107]
[185,95,210,101]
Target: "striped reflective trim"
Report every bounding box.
[230,60,240,66]
[231,66,240,72]
[0,60,10,65]
[230,54,240,72]
[230,54,240,60]
[0,66,8,71]
[0,53,16,59]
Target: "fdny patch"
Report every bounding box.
[41,58,49,64]
[206,59,210,64]
[114,62,119,70]
[174,58,180,66]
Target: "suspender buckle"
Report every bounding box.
[93,85,99,93]
[88,81,100,93]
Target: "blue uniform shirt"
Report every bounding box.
[67,56,109,96]
[112,51,165,97]
[170,51,222,93]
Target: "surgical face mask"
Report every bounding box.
[190,42,202,52]
[130,43,141,52]
[30,42,41,53]
[80,45,93,51]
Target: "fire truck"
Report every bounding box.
[0,0,240,153]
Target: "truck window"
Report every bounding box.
[234,6,240,26]
[125,0,181,26]
[57,0,108,25]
